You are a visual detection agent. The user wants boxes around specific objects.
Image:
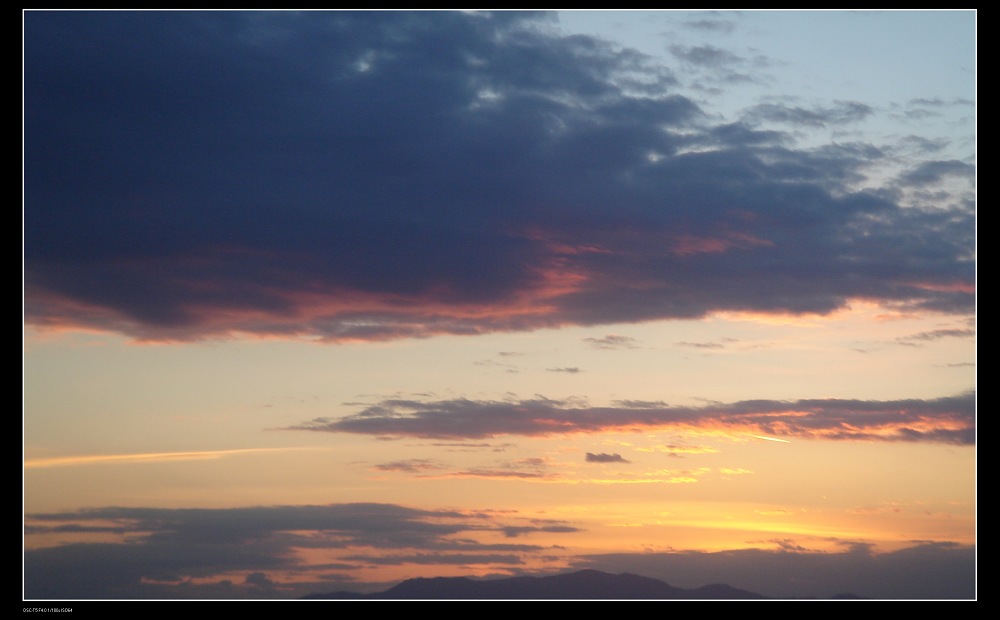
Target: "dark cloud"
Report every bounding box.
[572,541,976,599]
[547,366,581,373]
[28,503,472,548]
[23,502,577,598]
[585,452,630,463]
[900,160,976,186]
[706,122,789,147]
[289,392,975,444]
[24,12,974,343]
[244,571,276,588]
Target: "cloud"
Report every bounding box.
[23,502,577,598]
[743,101,874,127]
[682,15,737,34]
[898,135,950,153]
[289,392,975,444]
[666,40,769,89]
[448,469,549,480]
[501,523,582,538]
[388,456,551,481]
[583,335,638,350]
[897,328,976,343]
[585,452,630,463]
[675,340,724,349]
[244,571,276,588]
[899,160,976,186]
[475,359,519,372]
[547,366,582,373]
[668,44,744,68]
[428,442,515,451]
[373,459,445,473]
[909,97,975,108]
[24,12,974,343]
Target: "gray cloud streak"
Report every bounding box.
[289,392,975,444]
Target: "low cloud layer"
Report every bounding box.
[24,502,974,599]
[24,12,974,343]
[290,392,975,444]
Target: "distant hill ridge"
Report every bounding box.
[303,568,768,599]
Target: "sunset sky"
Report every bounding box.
[23,10,976,600]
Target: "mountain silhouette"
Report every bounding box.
[303,569,767,599]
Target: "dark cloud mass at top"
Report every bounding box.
[24,11,975,342]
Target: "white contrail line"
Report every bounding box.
[745,434,791,443]
[24,447,316,469]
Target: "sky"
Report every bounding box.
[23,9,976,600]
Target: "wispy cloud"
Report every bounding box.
[372,459,446,474]
[896,328,976,345]
[583,335,639,350]
[743,101,874,127]
[676,340,724,349]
